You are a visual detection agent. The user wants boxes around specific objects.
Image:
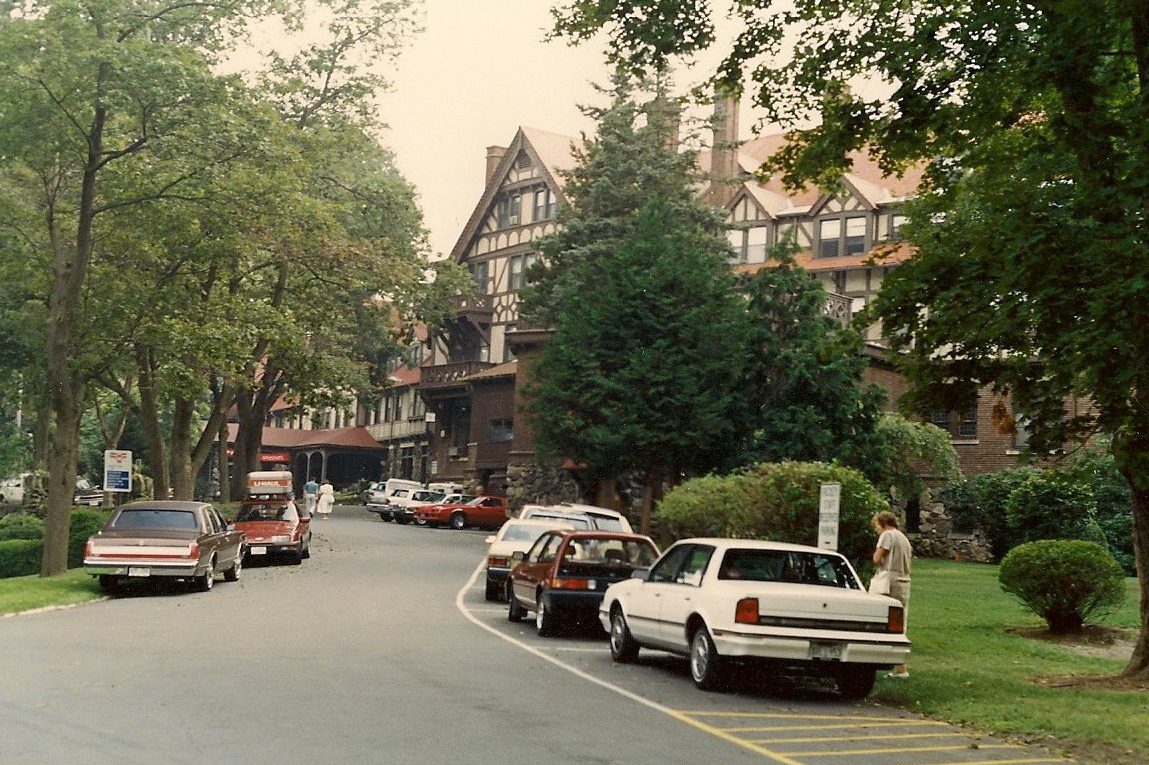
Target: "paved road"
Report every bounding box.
[1,506,1071,765]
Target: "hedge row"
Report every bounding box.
[0,508,110,578]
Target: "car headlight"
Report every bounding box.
[271,535,292,544]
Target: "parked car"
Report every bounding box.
[415,495,509,529]
[82,500,244,593]
[364,478,423,506]
[372,489,445,523]
[234,499,311,564]
[73,477,104,506]
[483,517,574,601]
[407,493,473,525]
[598,538,911,698]
[520,503,633,532]
[507,530,660,636]
[0,474,27,504]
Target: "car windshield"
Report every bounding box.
[717,549,859,589]
[236,503,297,522]
[588,517,625,531]
[465,497,488,506]
[561,538,658,566]
[112,508,198,531]
[417,492,445,503]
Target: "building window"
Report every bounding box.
[509,255,524,291]
[471,261,489,293]
[399,446,414,480]
[727,224,770,264]
[817,215,868,258]
[496,193,521,228]
[889,213,907,240]
[487,418,513,443]
[503,324,517,361]
[408,392,425,420]
[930,407,978,439]
[533,188,556,221]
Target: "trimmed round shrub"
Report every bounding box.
[0,512,45,541]
[0,538,42,578]
[656,461,888,565]
[998,539,1126,634]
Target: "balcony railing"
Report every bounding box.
[824,292,852,327]
[420,360,495,391]
[451,294,493,321]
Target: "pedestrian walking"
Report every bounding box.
[316,480,334,519]
[303,478,319,515]
[872,510,912,678]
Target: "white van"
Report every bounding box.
[365,478,423,506]
[427,481,466,496]
[519,503,633,533]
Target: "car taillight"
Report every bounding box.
[549,577,590,590]
[488,556,509,567]
[888,605,905,633]
[185,542,200,560]
[735,597,759,625]
[84,540,94,558]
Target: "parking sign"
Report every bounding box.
[103,450,133,493]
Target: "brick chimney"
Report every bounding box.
[708,89,740,208]
[486,146,507,183]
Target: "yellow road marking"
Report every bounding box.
[723,720,948,733]
[749,732,984,744]
[797,744,1022,756]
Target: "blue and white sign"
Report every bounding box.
[103,450,133,493]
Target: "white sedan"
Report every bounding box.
[598,538,910,698]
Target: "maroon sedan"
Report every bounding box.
[507,529,659,637]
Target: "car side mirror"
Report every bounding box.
[484,535,495,544]
[631,568,650,581]
[511,551,525,562]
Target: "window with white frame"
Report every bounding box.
[532,188,556,221]
[930,407,978,439]
[508,255,524,291]
[889,212,907,239]
[503,324,517,361]
[496,193,522,228]
[818,215,868,258]
[470,261,489,293]
[727,224,770,264]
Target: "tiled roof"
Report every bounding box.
[468,360,518,381]
[227,424,383,450]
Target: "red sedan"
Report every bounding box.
[234,499,312,564]
[507,529,659,636]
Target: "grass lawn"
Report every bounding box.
[0,557,1143,762]
[870,558,1145,765]
[0,568,103,616]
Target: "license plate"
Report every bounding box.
[127,567,150,577]
[810,642,844,661]
[250,547,267,555]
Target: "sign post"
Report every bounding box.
[103,450,133,494]
[818,482,841,551]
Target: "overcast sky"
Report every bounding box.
[374,0,747,258]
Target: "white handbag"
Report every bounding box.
[869,570,890,595]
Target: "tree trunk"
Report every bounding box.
[136,349,170,500]
[217,417,231,504]
[40,386,84,576]
[169,397,196,500]
[1113,431,1149,678]
[638,470,654,537]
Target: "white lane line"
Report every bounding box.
[454,561,805,765]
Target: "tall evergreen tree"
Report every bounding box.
[738,259,885,470]
[528,197,748,533]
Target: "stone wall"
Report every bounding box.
[504,464,580,514]
[900,486,994,563]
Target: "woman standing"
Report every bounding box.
[316,480,335,519]
[873,510,912,678]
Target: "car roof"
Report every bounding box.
[675,538,836,555]
[551,529,654,543]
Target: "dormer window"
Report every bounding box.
[817,215,868,259]
[496,194,521,228]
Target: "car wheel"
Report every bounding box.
[535,592,559,637]
[507,583,525,622]
[98,574,121,592]
[414,517,427,526]
[689,626,725,691]
[835,666,876,700]
[291,542,304,565]
[224,551,242,582]
[396,515,412,525]
[609,608,640,663]
[302,537,311,559]
[449,512,467,530]
[194,559,215,593]
[484,578,501,602]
